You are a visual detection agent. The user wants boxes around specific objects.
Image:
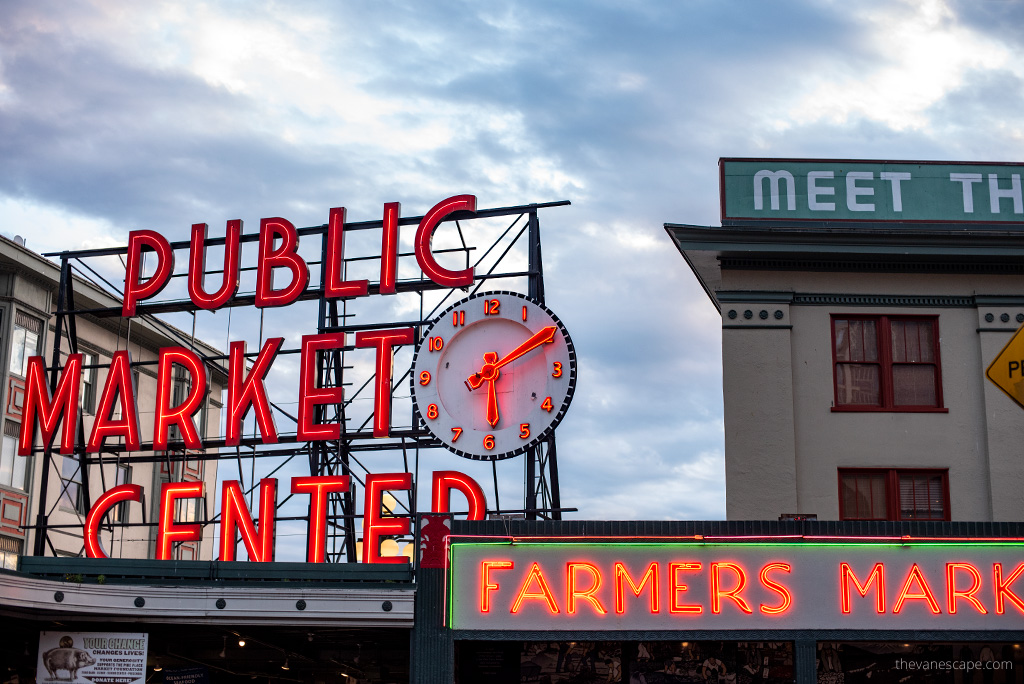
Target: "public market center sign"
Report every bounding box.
[721,158,1024,224]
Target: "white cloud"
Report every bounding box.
[783,0,1013,131]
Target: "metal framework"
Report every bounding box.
[30,200,571,560]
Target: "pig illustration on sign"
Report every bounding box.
[41,646,96,680]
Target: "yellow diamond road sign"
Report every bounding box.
[986,323,1024,410]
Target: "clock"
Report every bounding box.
[411,291,577,460]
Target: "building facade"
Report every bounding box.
[668,158,1024,522]
[0,235,226,564]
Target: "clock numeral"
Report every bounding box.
[451,427,463,442]
[419,371,431,386]
[428,336,444,352]
[484,298,500,316]
[552,362,563,378]
[541,396,553,412]
[452,310,466,327]
[522,305,528,321]
[427,403,439,420]
[519,423,530,439]
[483,434,495,450]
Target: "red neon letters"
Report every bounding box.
[840,562,886,614]
[296,333,346,441]
[84,484,143,558]
[86,471,482,563]
[481,561,514,613]
[994,562,1024,615]
[291,475,351,563]
[255,218,309,308]
[379,202,400,294]
[220,478,277,562]
[354,328,415,438]
[120,196,478,314]
[614,562,659,615]
[669,562,703,614]
[759,563,793,615]
[156,481,205,561]
[189,221,241,310]
[153,347,207,450]
[87,351,141,453]
[474,557,1024,620]
[324,207,369,299]
[415,195,477,288]
[362,473,412,564]
[122,230,174,316]
[431,470,487,520]
[19,354,81,455]
[226,338,282,446]
[483,559,795,618]
[567,562,607,615]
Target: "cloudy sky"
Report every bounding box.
[3,0,1024,554]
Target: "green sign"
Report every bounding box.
[721,158,1024,224]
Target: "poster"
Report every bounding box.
[37,632,148,684]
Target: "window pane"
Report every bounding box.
[22,330,38,375]
[11,446,26,490]
[917,322,935,362]
[891,320,907,362]
[866,321,879,360]
[0,436,14,487]
[836,319,878,362]
[891,320,934,363]
[899,473,946,520]
[841,473,887,519]
[9,327,25,375]
[836,363,881,405]
[892,364,937,406]
[835,320,850,361]
[81,353,96,414]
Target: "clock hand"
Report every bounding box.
[493,326,557,370]
[486,376,499,427]
[465,326,557,390]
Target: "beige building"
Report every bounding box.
[0,236,226,563]
[668,160,1024,522]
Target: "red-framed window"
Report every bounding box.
[838,468,950,521]
[831,315,944,411]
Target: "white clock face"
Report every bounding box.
[411,291,577,460]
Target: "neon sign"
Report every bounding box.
[85,470,485,562]
[449,542,1024,630]
[22,195,566,564]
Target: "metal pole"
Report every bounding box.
[526,209,561,519]
[32,257,69,556]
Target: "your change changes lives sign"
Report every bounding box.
[37,632,148,684]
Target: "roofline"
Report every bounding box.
[665,223,1024,256]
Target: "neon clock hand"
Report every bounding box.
[485,375,499,427]
[465,326,557,390]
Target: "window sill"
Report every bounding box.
[831,406,948,414]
